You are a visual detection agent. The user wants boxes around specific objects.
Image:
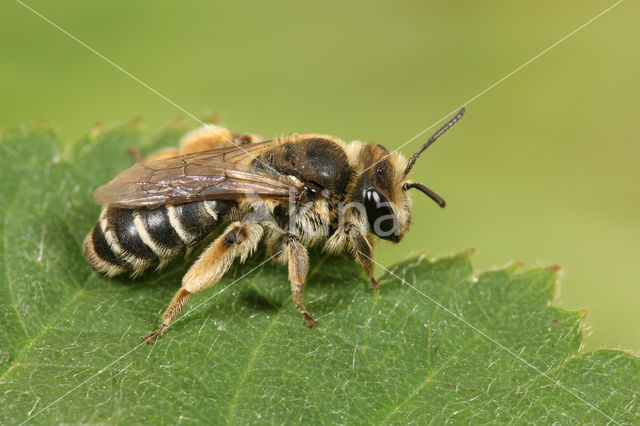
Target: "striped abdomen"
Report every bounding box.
[84,200,234,277]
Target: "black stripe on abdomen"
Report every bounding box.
[107,207,157,261]
[135,207,184,258]
[84,200,234,277]
[83,222,129,276]
[167,200,234,247]
[101,207,156,275]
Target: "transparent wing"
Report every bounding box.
[93,142,298,208]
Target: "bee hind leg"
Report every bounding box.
[143,288,191,343]
[140,124,233,162]
[140,125,264,163]
[144,221,264,343]
[178,125,264,155]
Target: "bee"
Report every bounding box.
[83,108,466,343]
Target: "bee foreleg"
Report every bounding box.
[346,224,380,290]
[271,234,315,327]
[144,221,263,343]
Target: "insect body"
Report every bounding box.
[83,109,466,343]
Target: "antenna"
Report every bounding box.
[403,183,446,208]
[402,107,466,178]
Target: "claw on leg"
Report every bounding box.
[369,276,381,291]
[127,147,144,162]
[303,312,316,327]
[144,324,167,344]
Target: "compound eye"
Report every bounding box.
[363,188,399,241]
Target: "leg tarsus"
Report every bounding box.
[344,224,379,291]
[128,147,143,162]
[144,323,167,344]
[303,312,316,327]
[369,276,381,291]
[143,287,192,343]
[277,233,316,328]
[161,288,192,325]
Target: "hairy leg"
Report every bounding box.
[178,125,263,154]
[144,220,263,343]
[142,125,263,162]
[325,222,380,290]
[271,233,315,326]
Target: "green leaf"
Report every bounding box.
[1,125,638,424]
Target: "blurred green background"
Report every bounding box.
[1,1,638,352]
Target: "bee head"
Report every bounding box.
[356,107,466,242]
[355,145,412,243]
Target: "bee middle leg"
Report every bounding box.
[144,221,263,343]
[271,234,315,327]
